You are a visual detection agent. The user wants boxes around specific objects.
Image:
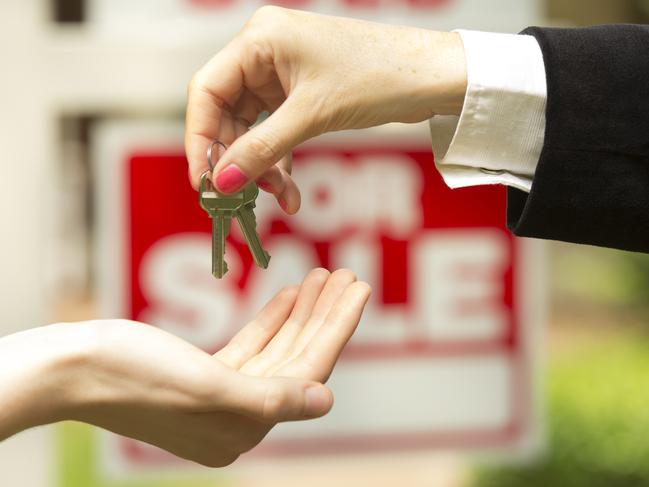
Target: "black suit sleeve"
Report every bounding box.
[507,25,649,253]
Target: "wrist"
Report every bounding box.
[0,323,92,438]
[423,31,467,116]
[384,29,467,123]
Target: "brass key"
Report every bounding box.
[199,172,244,278]
[199,139,271,278]
[235,184,271,269]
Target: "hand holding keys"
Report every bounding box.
[199,140,271,278]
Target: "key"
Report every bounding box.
[199,172,245,278]
[235,184,271,269]
[210,213,231,278]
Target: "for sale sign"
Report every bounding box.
[91,120,541,478]
[86,0,541,41]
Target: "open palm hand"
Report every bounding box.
[56,268,370,467]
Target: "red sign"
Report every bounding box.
[189,0,452,10]
[95,124,538,470]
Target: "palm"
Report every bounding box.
[216,267,364,383]
[205,268,367,459]
[78,269,369,467]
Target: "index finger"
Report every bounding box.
[185,41,244,189]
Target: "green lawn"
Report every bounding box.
[474,330,649,487]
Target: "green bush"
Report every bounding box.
[474,334,649,487]
[623,253,649,306]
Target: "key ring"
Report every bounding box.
[207,139,227,172]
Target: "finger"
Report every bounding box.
[218,372,333,423]
[238,268,330,375]
[278,151,293,175]
[255,166,283,193]
[256,151,292,192]
[275,167,301,215]
[233,89,266,127]
[197,115,251,187]
[185,41,244,189]
[214,285,299,369]
[276,281,372,383]
[256,268,330,359]
[307,269,358,325]
[256,163,301,214]
[211,92,316,194]
[268,269,357,376]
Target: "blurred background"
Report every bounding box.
[2,1,649,486]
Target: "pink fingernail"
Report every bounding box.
[257,179,273,192]
[215,164,247,193]
[278,197,289,213]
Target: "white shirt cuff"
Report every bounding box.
[430,29,547,193]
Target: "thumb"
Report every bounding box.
[220,374,333,423]
[212,96,315,194]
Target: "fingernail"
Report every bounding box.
[215,164,247,193]
[257,179,273,192]
[304,385,332,417]
[278,197,289,213]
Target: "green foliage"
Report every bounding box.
[622,253,649,305]
[474,335,649,487]
[57,422,228,487]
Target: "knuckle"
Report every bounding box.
[262,385,287,422]
[187,72,206,97]
[244,6,290,45]
[187,72,199,91]
[187,76,196,95]
[251,5,285,23]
